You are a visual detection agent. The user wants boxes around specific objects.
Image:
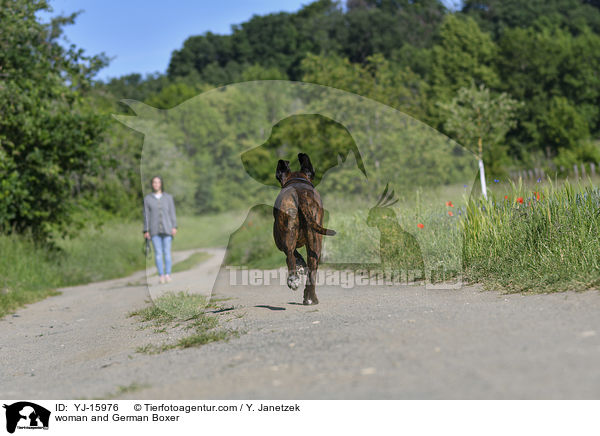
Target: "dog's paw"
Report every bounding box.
[296,266,306,276]
[287,274,300,290]
[303,298,319,305]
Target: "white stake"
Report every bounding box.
[479,159,488,200]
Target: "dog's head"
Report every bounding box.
[276,153,315,187]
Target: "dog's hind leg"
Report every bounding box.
[284,240,300,291]
[294,249,307,276]
[286,254,301,291]
[303,235,322,305]
[275,207,301,291]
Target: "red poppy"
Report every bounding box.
[534,191,540,201]
[417,223,424,229]
[517,197,524,204]
[446,201,454,207]
[448,211,454,216]
[504,195,508,200]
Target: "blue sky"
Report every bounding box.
[40,0,460,81]
[40,0,310,81]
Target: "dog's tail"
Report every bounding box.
[313,223,336,236]
[298,202,336,236]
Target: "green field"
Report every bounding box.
[0,212,239,318]
[224,177,600,293]
[2,176,600,318]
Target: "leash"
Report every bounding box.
[143,238,152,258]
[282,177,314,188]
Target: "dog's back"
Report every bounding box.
[274,177,333,240]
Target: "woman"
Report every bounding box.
[143,176,177,284]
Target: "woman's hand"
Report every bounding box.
[171,228,177,236]
[144,232,150,240]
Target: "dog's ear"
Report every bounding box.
[298,153,315,180]
[276,160,290,185]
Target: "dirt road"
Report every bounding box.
[2,248,600,399]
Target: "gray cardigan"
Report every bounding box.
[143,192,177,236]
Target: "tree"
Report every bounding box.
[496,23,600,161]
[97,73,170,102]
[344,0,446,59]
[168,1,344,83]
[439,82,522,197]
[166,1,448,84]
[539,96,590,155]
[427,15,499,127]
[461,0,600,37]
[301,52,428,119]
[0,0,108,241]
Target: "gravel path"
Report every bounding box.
[2,248,600,399]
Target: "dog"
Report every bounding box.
[273,153,336,305]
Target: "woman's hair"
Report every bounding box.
[150,176,163,192]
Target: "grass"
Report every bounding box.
[223,184,469,280]
[76,382,150,400]
[128,291,215,324]
[222,177,600,293]
[171,251,211,273]
[101,382,150,399]
[462,177,600,293]
[3,175,600,321]
[172,212,242,250]
[0,212,235,319]
[55,220,149,283]
[224,204,286,269]
[0,219,147,318]
[128,291,240,354]
[0,235,62,317]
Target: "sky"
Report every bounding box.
[40,0,460,81]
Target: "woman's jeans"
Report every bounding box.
[151,234,172,276]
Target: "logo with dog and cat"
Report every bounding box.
[2,402,51,434]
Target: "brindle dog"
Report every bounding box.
[273,153,336,305]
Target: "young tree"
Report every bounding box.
[439,82,522,199]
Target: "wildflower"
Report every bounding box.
[534,191,540,201]
[537,177,542,183]
[446,201,454,207]
[448,211,454,216]
[494,179,499,183]
[504,195,508,200]
[517,197,524,204]
[463,184,468,188]
[417,223,424,229]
